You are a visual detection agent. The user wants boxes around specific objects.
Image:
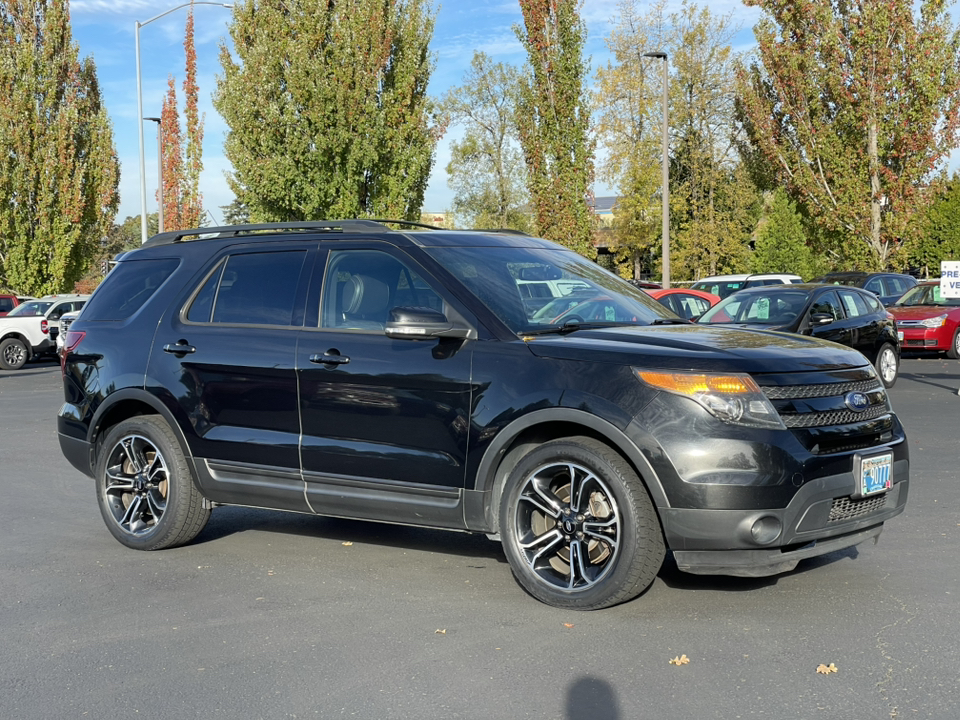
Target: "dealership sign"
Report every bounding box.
[942,261,960,298]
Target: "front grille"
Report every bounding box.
[828,494,888,522]
[61,317,74,334]
[781,404,890,428]
[762,378,881,400]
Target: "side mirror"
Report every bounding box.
[385,306,476,341]
[810,312,834,326]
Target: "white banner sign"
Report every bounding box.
[941,261,960,297]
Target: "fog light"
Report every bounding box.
[750,516,782,545]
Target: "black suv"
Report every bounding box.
[57,221,909,610]
[809,271,917,307]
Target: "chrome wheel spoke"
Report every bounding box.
[120,438,146,474]
[119,494,145,530]
[145,490,166,519]
[567,464,594,513]
[567,539,592,589]
[520,529,564,565]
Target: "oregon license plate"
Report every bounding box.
[857,453,893,497]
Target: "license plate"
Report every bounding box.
[897,330,904,342]
[856,453,893,497]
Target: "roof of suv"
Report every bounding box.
[693,273,803,283]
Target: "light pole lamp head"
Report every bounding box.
[643,51,667,60]
[144,117,161,124]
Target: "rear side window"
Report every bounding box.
[82,259,180,321]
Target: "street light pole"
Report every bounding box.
[136,2,233,245]
[144,117,164,234]
[644,51,670,288]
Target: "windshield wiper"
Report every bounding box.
[522,321,637,336]
[650,318,691,325]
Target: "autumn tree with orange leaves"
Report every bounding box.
[737,0,960,270]
[159,4,206,231]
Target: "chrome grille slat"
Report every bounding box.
[781,405,890,428]
[761,379,882,399]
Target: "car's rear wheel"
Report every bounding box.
[947,328,960,360]
[499,436,664,610]
[95,415,210,550]
[0,337,28,371]
[875,343,899,388]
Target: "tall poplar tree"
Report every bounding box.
[514,0,595,257]
[160,77,185,230]
[737,0,960,270]
[0,0,119,295]
[214,0,441,222]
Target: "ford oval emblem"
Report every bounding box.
[845,391,870,412]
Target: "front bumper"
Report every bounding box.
[663,459,908,576]
[900,326,950,352]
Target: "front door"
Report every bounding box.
[297,246,475,528]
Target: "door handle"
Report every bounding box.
[163,341,197,355]
[310,351,350,366]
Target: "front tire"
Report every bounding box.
[95,415,210,550]
[499,436,664,610]
[875,343,899,388]
[0,337,28,370]
[947,328,960,360]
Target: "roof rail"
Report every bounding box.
[140,219,437,247]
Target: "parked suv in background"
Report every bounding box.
[0,294,88,370]
[57,221,909,609]
[809,271,917,307]
[690,273,803,299]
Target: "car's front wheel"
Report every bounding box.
[0,337,28,371]
[499,436,664,610]
[95,415,210,550]
[947,328,960,360]
[875,343,899,388]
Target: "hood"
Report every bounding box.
[523,324,868,374]
[888,305,957,322]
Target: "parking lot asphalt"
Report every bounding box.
[1,356,958,719]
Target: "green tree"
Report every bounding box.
[443,52,530,231]
[215,0,441,222]
[514,0,595,256]
[912,173,960,276]
[220,198,250,226]
[737,0,960,270]
[751,189,817,279]
[0,0,119,295]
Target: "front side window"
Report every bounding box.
[320,249,443,331]
[810,291,842,320]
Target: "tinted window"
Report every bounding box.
[186,261,225,323]
[810,291,842,320]
[864,278,883,295]
[211,251,306,326]
[0,298,12,313]
[82,259,179,321]
[7,300,52,317]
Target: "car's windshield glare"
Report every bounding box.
[699,291,810,325]
[6,301,53,317]
[895,284,960,307]
[426,245,674,333]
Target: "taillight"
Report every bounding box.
[60,330,85,375]
[41,319,48,334]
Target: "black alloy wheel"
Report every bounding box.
[499,436,664,610]
[95,415,210,550]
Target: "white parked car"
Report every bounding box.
[0,294,89,370]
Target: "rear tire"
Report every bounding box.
[0,337,28,371]
[499,436,664,610]
[95,415,210,550]
[875,343,899,388]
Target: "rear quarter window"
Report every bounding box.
[82,258,180,321]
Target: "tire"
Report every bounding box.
[95,415,210,550]
[947,329,960,360]
[498,436,665,610]
[0,337,28,371]
[875,343,899,388]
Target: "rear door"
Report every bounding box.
[147,242,314,512]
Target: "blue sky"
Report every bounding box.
[68,0,761,225]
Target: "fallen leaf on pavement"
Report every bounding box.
[816,663,838,674]
[669,654,690,666]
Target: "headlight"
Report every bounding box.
[920,314,947,328]
[635,369,786,429]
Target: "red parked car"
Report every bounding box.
[888,280,960,358]
[645,288,721,321]
[0,294,32,317]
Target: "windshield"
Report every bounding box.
[894,284,960,307]
[691,280,746,299]
[699,290,810,325]
[426,245,674,334]
[6,300,53,317]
